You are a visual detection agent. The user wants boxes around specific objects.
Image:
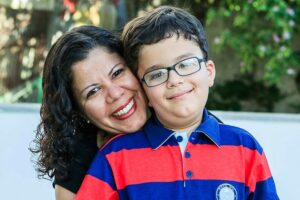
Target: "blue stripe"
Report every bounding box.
[100,131,150,154]
[101,125,264,155]
[87,151,117,190]
[252,177,280,199]
[118,180,250,200]
[219,124,263,154]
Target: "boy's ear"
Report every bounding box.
[206,60,216,87]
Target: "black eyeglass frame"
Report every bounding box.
[140,56,206,87]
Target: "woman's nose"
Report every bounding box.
[106,84,125,103]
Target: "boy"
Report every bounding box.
[76,6,279,200]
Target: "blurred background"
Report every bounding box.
[0,0,300,199]
[0,0,299,113]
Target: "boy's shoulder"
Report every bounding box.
[218,123,263,154]
[100,130,149,154]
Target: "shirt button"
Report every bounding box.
[185,151,191,158]
[176,135,183,142]
[190,133,198,142]
[190,136,196,141]
[186,170,193,178]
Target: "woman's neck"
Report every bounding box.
[96,131,115,148]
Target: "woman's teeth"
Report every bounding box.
[113,99,134,116]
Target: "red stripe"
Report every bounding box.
[185,144,272,191]
[245,152,272,192]
[106,146,183,189]
[75,175,119,200]
[106,145,272,190]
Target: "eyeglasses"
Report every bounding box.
[140,57,205,87]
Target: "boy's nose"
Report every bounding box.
[106,84,125,103]
[166,70,184,88]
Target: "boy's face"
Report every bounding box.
[137,35,215,131]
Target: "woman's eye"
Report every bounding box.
[112,68,124,79]
[86,87,100,99]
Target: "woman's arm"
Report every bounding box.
[55,185,75,200]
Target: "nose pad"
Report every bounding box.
[106,84,124,103]
[166,70,184,88]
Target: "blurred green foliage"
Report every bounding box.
[207,73,284,112]
[206,0,300,84]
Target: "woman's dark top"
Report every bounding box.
[53,111,222,193]
[54,132,99,193]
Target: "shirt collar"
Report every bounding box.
[144,108,221,149]
[144,112,175,150]
[194,109,221,147]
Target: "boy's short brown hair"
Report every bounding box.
[122,6,209,74]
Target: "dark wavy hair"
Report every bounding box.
[122,6,209,75]
[30,25,123,180]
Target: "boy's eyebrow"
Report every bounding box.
[144,52,196,74]
[174,53,195,62]
[144,65,162,74]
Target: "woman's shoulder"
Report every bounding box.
[74,133,99,166]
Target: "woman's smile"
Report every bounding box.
[112,98,136,120]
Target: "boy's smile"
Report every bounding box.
[166,88,193,100]
[138,35,216,133]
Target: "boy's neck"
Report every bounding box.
[168,118,202,137]
[155,111,204,137]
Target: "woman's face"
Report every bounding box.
[71,47,147,134]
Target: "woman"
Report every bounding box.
[31,25,148,200]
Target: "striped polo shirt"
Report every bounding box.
[76,109,279,200]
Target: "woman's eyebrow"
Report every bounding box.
[108,62,122,76]
[80,83,98,95]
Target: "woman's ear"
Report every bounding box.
[78,112,90,124]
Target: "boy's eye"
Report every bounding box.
[86,87,101,99]
[178,62,190,69]
[149,71,164,80]
[112,68,124,79]
[178,59,197,69]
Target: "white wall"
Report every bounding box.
[0,103,299,199]
[0,103,53,200]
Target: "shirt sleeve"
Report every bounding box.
[75,151,119,200]
[247,150,279,199]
